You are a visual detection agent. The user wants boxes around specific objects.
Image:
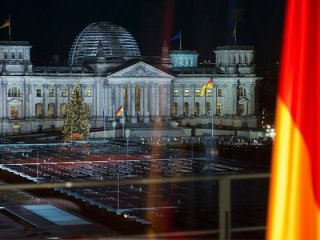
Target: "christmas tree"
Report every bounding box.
[62,85,90,141]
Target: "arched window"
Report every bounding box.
[216,103,222,116]
[10,106,18,119]
[60,103,67,117]
[206,102,211,115]
[11,52,15,59]
[8,87,21,97]
[183,102,189,116]
[48,103,55,118]
[238,87,246,97]
[172,102,177,117]
[4,52,8,59]
[35,103,42,118]
[238,103,245,116]
[194,102,200,116]
[123,87,128,115]
[19,52,23,60]
[135,86,140,113]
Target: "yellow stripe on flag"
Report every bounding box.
[266,98,320,240]
[200,79,213,96]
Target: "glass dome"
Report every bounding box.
[68,22,141,66]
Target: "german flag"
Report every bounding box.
[200,78,213,96]
[115,105,123,117]
[266,0,320,239]
[0,19,9,29]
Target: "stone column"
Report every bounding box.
[23,80,28,118]
[127,84,131,118]
[106,85,111,118]
[139,84,144,121]
[43,84,47,117]
[213,84,217,116]
[131,84,137,123]
[155,85,161,122]
[55,85,58,117]
[2,82,7,118]
[166,84,171,119]
[92,84,96,118]
[150,84,156,121]
[143,83,149,123]
[103,83,107,118]
[181,84,185,117]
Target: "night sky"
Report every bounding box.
[0,0,285,73]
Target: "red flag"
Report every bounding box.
[267,0,320,239]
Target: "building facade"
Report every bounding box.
[0,22,262,135]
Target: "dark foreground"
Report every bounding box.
[0,139,270,239]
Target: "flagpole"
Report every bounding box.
[211,82,214,138]
[122,117,125,139]
[103,109,106,139]
[234,21,237,44]
[8,14,11,41]
[179,28,182,50]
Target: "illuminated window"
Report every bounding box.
[61,88,67,97]
[183,102,189,116]
[237,87,246,97]
[48,103,55,118]
[85,88,91,97]
[10,106,18,119]
[8,87,21,97]
[36,89,42,97]
[206,89,212,96]
[123,87,128,113]
[238,104,245,115]
[135,86,140,112]
[194,102,200,116]
[216,103,222,116]
[184,89,190,97]
[195,88,201,97]
[206,102,211,115]
[48,89,54,97]
[35,103,42,118]
[173,89,179,96]
[60,103,66,117]
[172,102,177,116]
[217,89,222,97]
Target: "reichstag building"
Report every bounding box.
[0,22,261,135]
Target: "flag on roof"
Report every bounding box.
[266,0,320,239]
[0,19,9,29]
[171,32,181,41]
[200,78,214,96]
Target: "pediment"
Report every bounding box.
[8,98,23,105]
[109,61,173,78]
